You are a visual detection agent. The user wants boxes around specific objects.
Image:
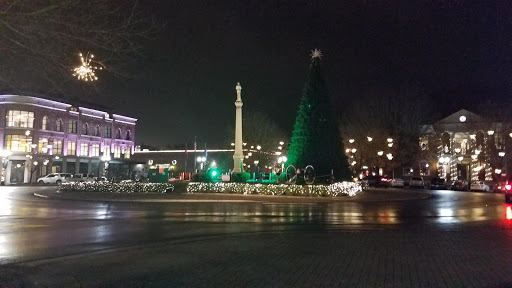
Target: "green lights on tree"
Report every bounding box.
[286,49,351,181]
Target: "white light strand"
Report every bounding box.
[186,182,362,197]
[59,182,174,193]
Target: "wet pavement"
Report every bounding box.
[1,186,512,287]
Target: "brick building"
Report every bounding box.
[0,95,136,184]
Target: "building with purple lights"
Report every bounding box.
[0,95,136,184]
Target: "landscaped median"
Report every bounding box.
[186,182,362,197]
[59,182,175,193]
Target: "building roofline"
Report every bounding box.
[0,94,136,121]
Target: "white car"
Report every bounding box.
[37,173,72,184]
[470,181,491,192]
[71,174,94,183]
[410,177,425,188]
[391,178,404,187]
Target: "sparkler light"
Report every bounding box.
[72,52,103,81]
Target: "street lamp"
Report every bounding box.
[279,141,284,146]
[349,139,355,143]
[387,138,393,143]
[367,136,373,142]
[488,130,495,136]
[377,151,383,156]
[351,148,357,153]
[197,156,206,171]
[499,152,506,157]
[256,145,261,150]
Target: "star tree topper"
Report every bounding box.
[310,48,323,60]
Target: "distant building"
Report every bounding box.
[415,109,509,181]
[0,95,136,184]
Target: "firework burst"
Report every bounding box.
[72,52,103,81]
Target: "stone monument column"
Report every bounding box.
[233,82,244,172]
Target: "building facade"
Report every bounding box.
[415,109,509,182]
[0,95,136,184]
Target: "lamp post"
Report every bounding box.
[197,156,206,171]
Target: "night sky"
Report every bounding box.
[108,1,512,148]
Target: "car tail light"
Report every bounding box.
[506,184,512,191]
[380,178,387,182]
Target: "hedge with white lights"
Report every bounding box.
[59,182,174,193]
[186,182,361,197]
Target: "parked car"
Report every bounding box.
[410,177,425,188]
[430,178,447,190]
[390,178,404,187]
[361,175,390,188]
[37,173,72,184]
[71,174,94,183]
[93,176,108,182]
[505,183,512,203]
[470,181,491,192]
[451,180,469,191]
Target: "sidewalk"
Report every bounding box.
[3,227,512,287]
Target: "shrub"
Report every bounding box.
[231,172,250,183]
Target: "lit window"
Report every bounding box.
[42,116,48,130]
[68,120,77,134]
[67,141,76,156]
[104,126,111,138]
[38,138,49,154]
[124,149,131,159]
[56,119,63,132]
[4,134,32,152]
[419,162,430,176]
[6,110,34,128]
[496,133,504,150]
[419,136,428,151]
[91,144,100,157]
[114,146,121,158]
[103,145,110,157]
[53,140,62,155]
[403,167,413,177]
[80,143,89,156]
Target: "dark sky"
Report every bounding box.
[110,1,512,148]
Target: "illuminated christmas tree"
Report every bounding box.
[286,49,351,181]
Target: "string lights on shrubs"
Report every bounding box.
[186,182,362,197]
[59,182,174,193]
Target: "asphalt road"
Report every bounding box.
[1,186,511,287]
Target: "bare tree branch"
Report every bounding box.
[0,0,160,99]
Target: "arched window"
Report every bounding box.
[94,125,100,137]
[125,130,131,140]
[83,123,88,135]
[42,116,48,130]
[116,128,121,139]
[56,119,63,132]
